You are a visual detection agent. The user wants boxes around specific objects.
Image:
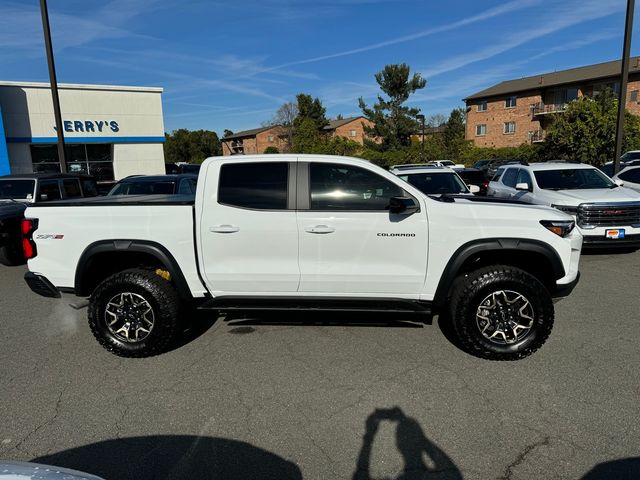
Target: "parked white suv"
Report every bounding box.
[613,166,640,193]
[389,165,479,195]
[488,161,640,248]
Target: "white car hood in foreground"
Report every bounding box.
[544,187,640,205]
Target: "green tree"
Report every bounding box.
[164,129,222,164]
[542,88,640,165]
[294,94,329,130]
[223,129,234,138]
[291,117,323,153]
[264,146,280,154]
[442,108,469,160]
[358,63,426,150]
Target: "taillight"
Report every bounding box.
[21,218,38,260]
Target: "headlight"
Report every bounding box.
[540,220,575,237]
[551,204,578,214]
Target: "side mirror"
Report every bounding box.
[468,184,480,194]
[614,178,624,187]
[389,196,419,215]
[515,182,531,192]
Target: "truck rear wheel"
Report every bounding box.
[88,269,180,357]
[449,265,554,361]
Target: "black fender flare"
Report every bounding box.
[432,238,566,308]
[74,240,192,299]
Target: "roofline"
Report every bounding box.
[0,80,163,93]
[221,125,280,141]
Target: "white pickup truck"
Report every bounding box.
[22,155,582,360]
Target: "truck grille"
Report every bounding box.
[577,202,640,228]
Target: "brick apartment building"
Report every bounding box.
[221,116,372,155]
[464,58,640,148]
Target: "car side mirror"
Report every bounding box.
[389,196,419,215]
[515,182,531,192]
[614,178,624,187]
[468,184,480,194]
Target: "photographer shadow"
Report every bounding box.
[353,407,463,480]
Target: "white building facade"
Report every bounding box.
[0,81,166,182]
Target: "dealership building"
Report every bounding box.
[0,81,166,181]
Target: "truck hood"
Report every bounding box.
[429,194,571,220]
[544,187,640,205]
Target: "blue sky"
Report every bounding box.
[0,0,637,135]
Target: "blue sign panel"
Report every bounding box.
[0,106,10,176]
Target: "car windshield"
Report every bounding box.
[458,171,486,184]
[439,160,455,166]
[534,168,616,190]
[108,181,177,195]
[622,151,640,161]
[400,172,468,194]
[0,179,36,200]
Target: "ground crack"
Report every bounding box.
[497,436,551,480]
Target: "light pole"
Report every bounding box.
[613,0,635,175]
[39,0,67,173]
[416,114,425,161]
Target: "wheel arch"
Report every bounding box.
[74,240,192,299]
[432,238,565,309]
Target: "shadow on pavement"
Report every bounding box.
[353,407,463,480]
[580,457,640,479]
[166,308,220,352]
[225,311,428,329]
[32,435,302,480]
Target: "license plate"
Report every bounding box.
[605,229,625,239]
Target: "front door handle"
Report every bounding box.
[209,224,240,233]
[305,225,335,234]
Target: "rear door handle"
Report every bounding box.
[209,224,239,233]
[305,225,335,234]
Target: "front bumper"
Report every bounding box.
[24,272,61,298]
[552,271,580,299]
[582,233,640,249]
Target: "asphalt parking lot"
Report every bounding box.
[1,252,639,480]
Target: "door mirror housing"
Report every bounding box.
[468,184,481,194]
[614,178,624,187]
[515,182,531,192]
[389,196,419,215]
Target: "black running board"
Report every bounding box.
[198,296,432,314]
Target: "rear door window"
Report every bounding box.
[218,162,289,209]
[62,179,82,198]
[38,180,62,201]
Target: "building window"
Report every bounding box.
[475,124,487,136]
[30,144,114,182]
[631,90,639,103]
[505,96,517,108]
[477,101,487,112]
[593,82,620,97]
[349,129,357,137]
[268,135,274,142]
[503,122,516,134]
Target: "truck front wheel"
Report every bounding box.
[449,265,554,360]
[88,269,180,357]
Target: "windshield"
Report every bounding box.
[439,160,455,166]
[108,181,177,195]
[0,179,36,200]
[400,172,468,194]
[622,151,640,161]
[534,168,616,190]
[458,171,486,184]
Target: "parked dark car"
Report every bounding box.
[455,168,489,195]
[486,159,527,178]
[165,163,201,175]
[471,159,494,170]
[108,174,198,196]
[0,173,98,265]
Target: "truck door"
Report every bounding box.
[296,160,428,295]
[198,160,300,294]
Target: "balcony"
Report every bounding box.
[528,130,545,143]
[531,102,568,117]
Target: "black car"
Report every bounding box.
[471,159,494,170]
[0,173,98,265]
[165,163,201,175]
[454,168,489,195]
[108,174,198,196]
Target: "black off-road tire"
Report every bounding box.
[0,242,25,266]
[88,269,180,357]
[449,265,554,361]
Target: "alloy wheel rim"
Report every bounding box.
[105,292,155,343]
[475,290,534,345]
